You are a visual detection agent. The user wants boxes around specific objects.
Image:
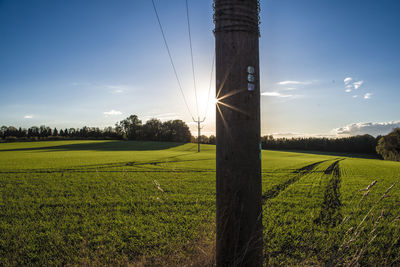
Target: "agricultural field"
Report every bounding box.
[0,140,399,266]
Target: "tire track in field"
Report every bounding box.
[0,158,215,174]
[0,169,215,174]
[314,159,344,226]
[262,160,328,204]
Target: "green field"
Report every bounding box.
[1,141,399,266]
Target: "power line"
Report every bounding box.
[185,0,211,148]
[185,0,200,118]
[151,0,195,121]
[203,51,215,121]
[151,0,214,132]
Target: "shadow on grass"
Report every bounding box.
[0,140,189,152]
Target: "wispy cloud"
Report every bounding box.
[261,91,293,98]
[106,85,132,94]
[71,82,133,94]
[364,93,372,99]
[344,77,353,84]
[281,87,297,91]
[353,80,363,89]
[277,80,310,85]
[334,121,400,136]
[24,115,33,119]
[103,110,122,116]
[343,77,364,93]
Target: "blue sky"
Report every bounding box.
[1,0,399,137]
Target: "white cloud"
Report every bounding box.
[353,80,363,89]
[344,77,353,84]
[261,91,293,98]
[364,93,372,99]
[282,87,297,91]
[106,85,132,93]
[277,80,310,85]
[343,77,365,93]
[353,95,358,98]
[334,121,400,136]
[24,115,33,119]
[103,110,122,116]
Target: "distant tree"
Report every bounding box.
[18,127,23,138]
[209,135,216,144]
[53,128,58,136]
[114,124,126,139]
[0,126,7,139]
[7,126,18,138]
[68,128,76,137]
[80,127,88,138]
[28,126,39,138]
[142,118,163,141]
[197,135,209,144]
[161,120,191,142]
[103,126,115,139]
[376,128,400,161]
[39,125,47,137]
[118,115,142,140]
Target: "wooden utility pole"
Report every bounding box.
[214,0,262,266]
[193,117,205,152]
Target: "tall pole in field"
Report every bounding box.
[193,117,205,152]
[214,0,262,266]
[197,118,201,152]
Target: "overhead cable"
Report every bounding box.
[151,0,195,121]
[185,0,200,119]
[203,52,215,121]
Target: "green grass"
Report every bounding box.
[0,140,399,266]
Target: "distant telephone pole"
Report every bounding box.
[214,0,262,266]
[193,117,205,152]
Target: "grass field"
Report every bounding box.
[0,140,399,266]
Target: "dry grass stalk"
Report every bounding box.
[153,179,164,193]
[338,182,398,266]
[359,180,377,191]
[129,230,216,267]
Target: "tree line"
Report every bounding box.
[261,129,400,162]
[192,135,216,145]
[0,115,191,143]
[261,134,380,155]
[2,116,399,161]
